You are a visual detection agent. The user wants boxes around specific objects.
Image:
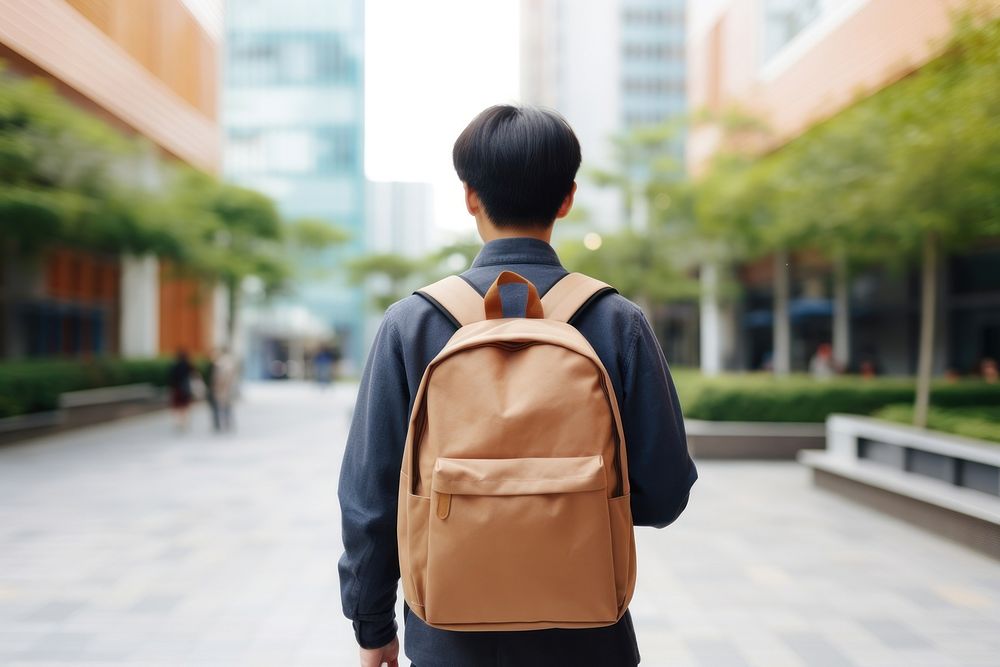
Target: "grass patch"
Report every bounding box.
[872,404,1000,443]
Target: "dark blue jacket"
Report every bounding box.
[338,237,697,666]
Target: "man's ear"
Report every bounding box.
[555,182,577,219]
[464,183,481,216]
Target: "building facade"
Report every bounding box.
[688,0,999,375]
[520,0,688,232]
[223,0,366,375]
[0,0,224,360]
[363,180,434,351]
[365,181,434,260]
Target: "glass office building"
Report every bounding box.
[223,0,366,373]
[620,0,687,130]
[521,0,687,230]
[619,0,688,203]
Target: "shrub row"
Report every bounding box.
[672,371,1000,423]
[873,404,1000,444]
[0,358,207,419]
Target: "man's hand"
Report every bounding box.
[360,635,400,667]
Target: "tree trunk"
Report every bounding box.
[832,252,850,371]
[773,250,791,376]
[913,233,938,429]
[226,277,240,351]
[631,184,649,233]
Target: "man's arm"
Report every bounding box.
[621,307,698,528]
[338,311,409,649]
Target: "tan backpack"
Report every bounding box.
[397,270,637,631]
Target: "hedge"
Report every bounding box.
[672,371,1000,423]
[0,358,208,419]
[873,404,1000,444]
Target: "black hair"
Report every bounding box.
[453,105,582,229]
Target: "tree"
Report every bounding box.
[688,9,1000,419]
[347,238,482,312]
[1,61,354,351]
[578,118,701,338]
[347,253,425,311]
[863,10,1000,425]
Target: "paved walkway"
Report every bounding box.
[0,383,998,666]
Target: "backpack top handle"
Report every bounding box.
[483,271,544,320]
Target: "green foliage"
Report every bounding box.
[286,217,351,250]
[873,403,1000,443]
[671,370,1000,423]
[348,238,484,311]
[0,358,204,419]
[0,65,170,257]
[347,253,423,311]
[558,230,700,303]
[347,253,423,284]
[693,11,1000,264]
[422,239,482,277]
[574,115,702,304]
[0,63,335,301]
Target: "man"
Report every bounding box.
[339,105,697,667]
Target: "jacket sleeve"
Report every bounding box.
[620,307,698,528]
[338,312,408,648]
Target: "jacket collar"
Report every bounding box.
[470,237,564,268]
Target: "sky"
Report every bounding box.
[364,0,521,241]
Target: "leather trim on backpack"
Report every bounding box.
[415,275,485,327]
[541,273,618,323]
[567,286,617,325]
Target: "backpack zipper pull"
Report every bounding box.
[436,492,452,520]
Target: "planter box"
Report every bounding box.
[686,419,825,459]
[0,383,166,446]
[800,415,1000,559]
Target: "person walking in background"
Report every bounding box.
[167,349,196,433]
[809,342,836,380]
[338,105,697,667]
[313,346,335,390]
[208,348,238,433]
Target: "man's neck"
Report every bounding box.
[477,217,554,244]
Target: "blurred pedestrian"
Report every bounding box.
[208,348,238,432]
[857,345,882,379]
[809,342,836,380]
[313,346,334,390]
[167,349,196,432]
[981,357,999,383]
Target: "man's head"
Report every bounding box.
[453,105,581,236]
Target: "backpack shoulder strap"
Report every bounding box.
[415,275,484,327]
[541,273,618,324]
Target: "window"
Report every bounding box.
[762,0,826,63]
[227,32,358,86]
[226,126,358,175]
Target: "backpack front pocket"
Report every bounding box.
[424,455,618,626]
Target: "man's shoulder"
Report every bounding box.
[587,290,645,319]
[379,293,444,334]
